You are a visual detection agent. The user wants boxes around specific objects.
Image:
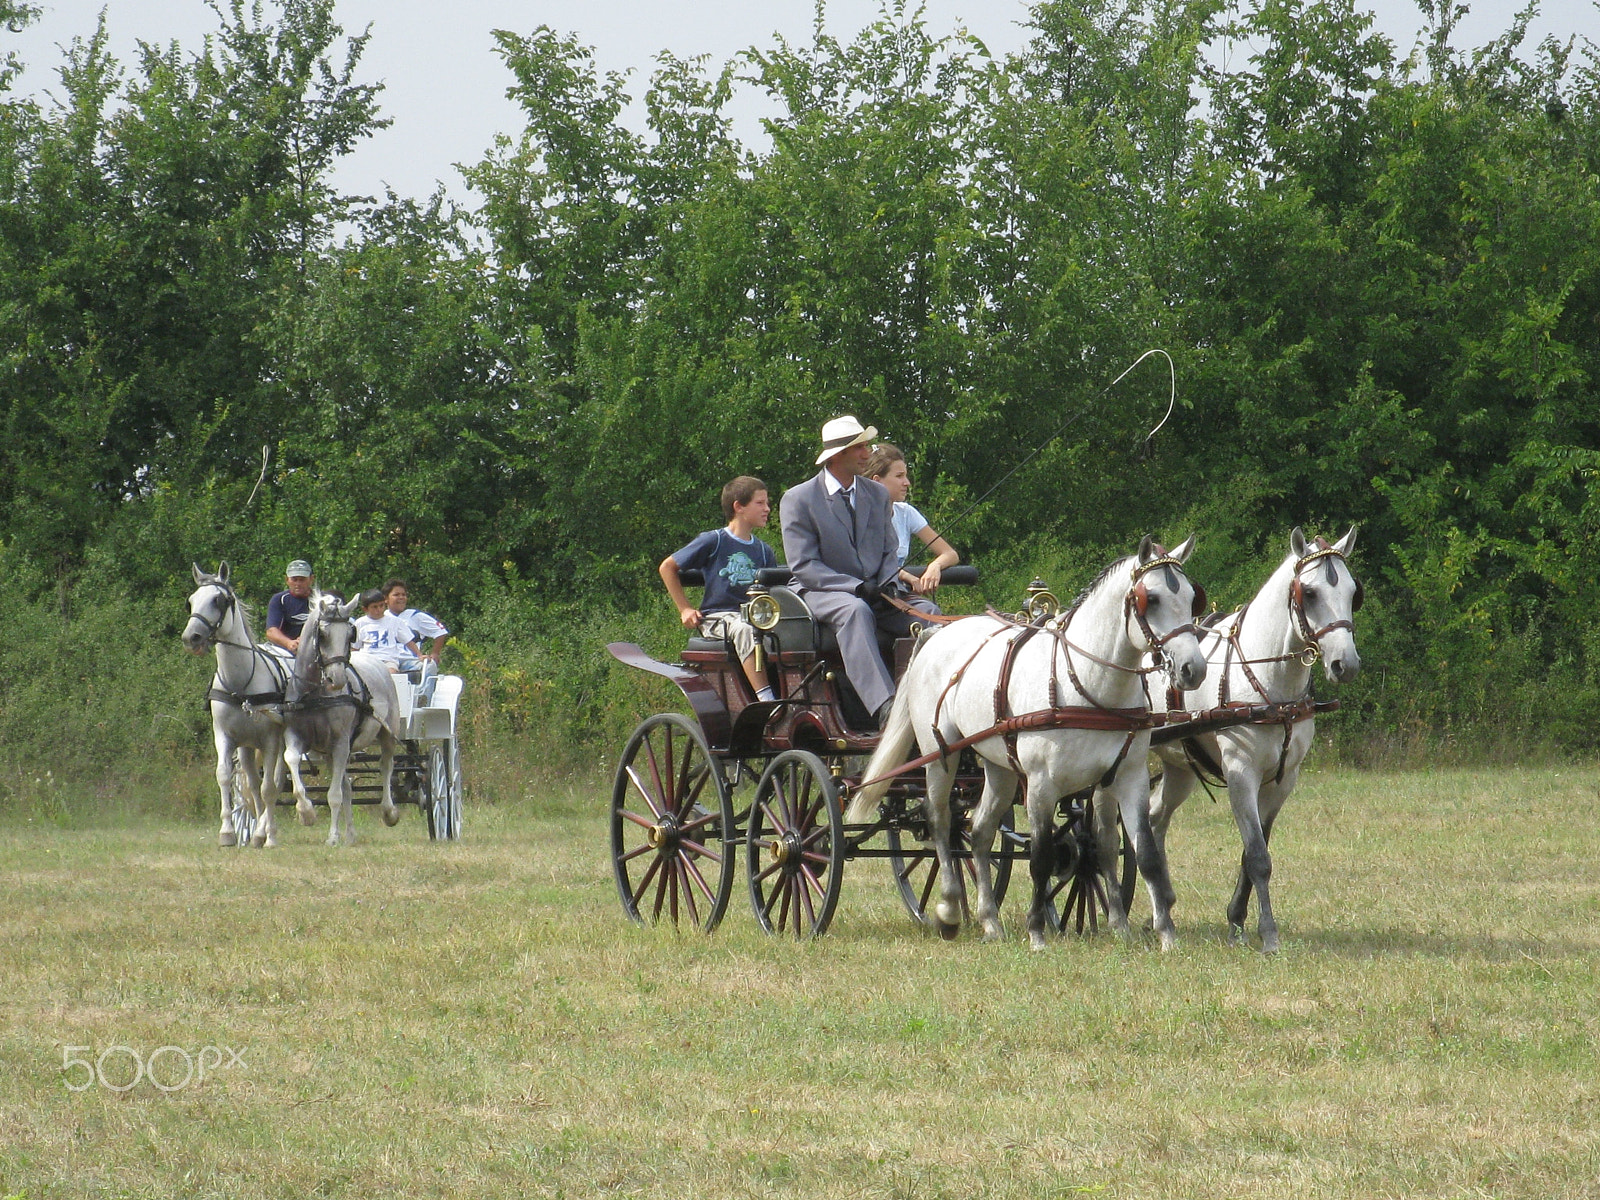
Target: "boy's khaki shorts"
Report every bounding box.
[698,611,758,662]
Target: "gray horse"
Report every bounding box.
[282,592,401,846]
[182,562,289,847]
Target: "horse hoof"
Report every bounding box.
[935,920,960,941]
[980,923,1005,944]
[1261,936,1280,955]
[249,831,267,848]
[218,830,237,847]
[297,806,316,827]
[263,835,279,850]
[1228,923,1247,947]
[380,806,400,827]
[1028,932,1049,952]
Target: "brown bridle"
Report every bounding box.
[1288,537,1363,656]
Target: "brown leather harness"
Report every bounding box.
[1180,538,1362,785]
[856,551,1202,796]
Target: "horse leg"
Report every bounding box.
[327,733,353,847]
[1233,764,1297,953]
[285,734,316,826]
[377,730,399,827]
[968,761,1017,943]
[1024,785,1056,952]
[1147,755,1199,859]
[922,758,963,939]
[1223,762,1271,949]
[255,728,284,849]
[213,726,237,846]
[1110,768,1178,951]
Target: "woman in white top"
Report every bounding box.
[863,443,959,595]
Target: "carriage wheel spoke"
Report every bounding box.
[668,856,680,925]
[651,857,671,921]
[618,807,656,831]
[798,873,818,930]
[661,731,676,814]
[676,837,722,864]
[681,852,717,904]
[677,807,719,834]
[678,859,700,927]
[625,766,666,821]
[631,853,665,909]
[618,842,657,864]
[776,878,794,930]
[800,850,831,867]
[799,863,826,899]
[754,857,784,884]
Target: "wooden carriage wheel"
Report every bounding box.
[886,816,1016,935]
[746,751,845,939]
[1044,793,1137,935]
[611,713,736,933]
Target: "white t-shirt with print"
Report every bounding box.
[355,611,420,665]
[395,607,449,641]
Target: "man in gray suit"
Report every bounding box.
[780,415,938,727]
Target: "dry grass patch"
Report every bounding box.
[1,766,1598,1197]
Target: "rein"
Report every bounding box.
[190,582,290,707]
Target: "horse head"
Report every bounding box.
[1128,535,1208,691]
[1288,526,1362,683]
[303,593,361,693]
[183,561,235,654]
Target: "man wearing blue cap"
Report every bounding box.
[266,559,315,653]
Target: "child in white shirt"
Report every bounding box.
[354,589,424,673]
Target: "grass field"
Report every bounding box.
[2,765,1598,1199]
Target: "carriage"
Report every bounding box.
[225,667,466,844]
[606,564,1335,938]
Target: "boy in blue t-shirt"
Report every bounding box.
[659,476,780,701]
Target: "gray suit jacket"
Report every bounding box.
[780,471,901,594]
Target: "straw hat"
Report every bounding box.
[815,415,878,465]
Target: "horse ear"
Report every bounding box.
[1334,524,1357,557]
[1137,534,1155,563]
[1290,526,1308,559]
[339,597,362,619]
[1169,535,1196,563]
[217,561,230,584]
[192,562,207,585]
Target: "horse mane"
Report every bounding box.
[1070,554,1136,611]
[289,593,327,694]
[234,593,258,642]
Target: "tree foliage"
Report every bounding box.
[3,0,1600,777]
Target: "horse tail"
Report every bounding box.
[845,689,918,823]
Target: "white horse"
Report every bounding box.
[848,536,1209,950]
[1149,527,1362,952]
[282,593,401,846]
[182,562,290,848]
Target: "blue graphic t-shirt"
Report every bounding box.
[673,528,778,614]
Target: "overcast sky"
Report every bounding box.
[8,0,1597,208]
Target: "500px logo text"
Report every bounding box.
[60,1044,247,1092]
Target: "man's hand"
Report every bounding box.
[678,605,703,629]
[854,581,880,604]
